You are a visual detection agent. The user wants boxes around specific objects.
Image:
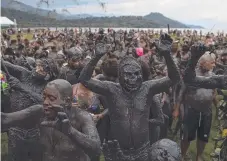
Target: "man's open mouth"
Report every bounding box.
[125,83,137,90]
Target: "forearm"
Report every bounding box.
[2,60,26,79]
[163,54,180,83]
[191,75,227,89]
[26,91,43,103]
[1,105,43,130]
[79,55,103,82]
[11,84,43,103]
[216,62,227,69]
[174,82,186,106]
[67,126,101,158]
[183,55,199,81]
[25,63,34,71]
[149,116,164,126]
[149,96,164,126]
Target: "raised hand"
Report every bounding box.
[102,140,131,161]
[155,34,173,55]
[41,109,72,135]
[95,43,109,56]
[190,43,207,60]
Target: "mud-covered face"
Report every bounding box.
[68,57,82,69]
[32,60,49,80]
[36,60,47,76]
[171,43,178,53]
[120,65,143,92]
[43,85,63,120]
[182,44,189,52]
[221,55,227,65]
[139,39,146,48]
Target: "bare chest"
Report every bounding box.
[109,89,149,119]
[41,127,85,161]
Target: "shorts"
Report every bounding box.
[181,106,212,142]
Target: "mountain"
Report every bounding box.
[1,0,62,18]
[1,8,160,28]
[1,0,92,20]
[144,12,187,28]
[65,14,93,20]
[1,7,58,27]
[1,0,203,28]
[185,18,226,31]
[186,25,204,29]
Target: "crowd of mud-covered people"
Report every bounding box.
[1,27,227,161]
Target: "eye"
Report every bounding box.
[49,96,56,101]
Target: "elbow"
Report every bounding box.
[78,76,89,85]
[79,80,90,89]
[159,115,165,125]
[169,73,181,84]
[157,115,165,126]
[93,144,101,157]
[1,113,10,130]
[88,140,101,159]
[1,113,7,126]
[149,117,164,126]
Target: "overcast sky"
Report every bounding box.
[17,0,227,30]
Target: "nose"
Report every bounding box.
[43,99,50,108]
[128,74,137,81]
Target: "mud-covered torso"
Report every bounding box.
[185,69,215,113]
[41,127,89,161]
[107,84,150,150]
[40,111,90,161]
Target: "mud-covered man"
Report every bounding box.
[79,34,182,161]
[1,58,59,161]
[59,50,84,85]
[182,44,227,161]
[2,79,101,161]
[40,79,101,161]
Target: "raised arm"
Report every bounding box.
[79,43,112,95]
[146,34,181,95]
[184,44,227,89]
[1,105,43,130]
[1,60,30,79]
[8,76,43,103]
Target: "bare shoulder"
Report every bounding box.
[142,80,155,87]
[104,81,119,89]
[70,107,93,125]
[95,80,119,95]
[94,74,105,80]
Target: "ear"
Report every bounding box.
[64,96,72,108]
